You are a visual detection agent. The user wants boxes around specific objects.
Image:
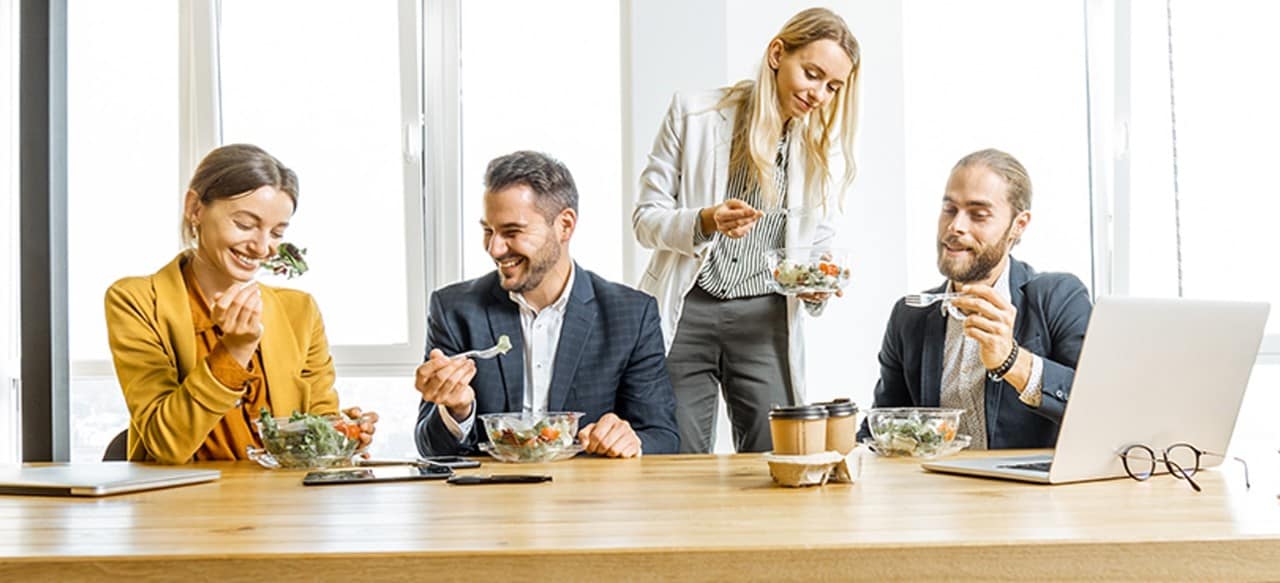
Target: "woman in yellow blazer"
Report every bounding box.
[105,144,377,464]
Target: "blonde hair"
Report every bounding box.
[719,7,861,212]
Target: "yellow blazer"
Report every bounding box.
[105,252,339,463]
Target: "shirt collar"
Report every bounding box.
[509,264,576,316]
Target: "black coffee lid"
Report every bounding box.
[815,398,858,417]
[768,405,829,420]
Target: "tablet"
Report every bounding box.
[302,464,452,486]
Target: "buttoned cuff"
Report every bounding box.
[207,344,254,390]
[1018,354,1045,408]
[438,403,476,441]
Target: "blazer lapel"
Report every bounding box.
[258,287,302,415]
[546,267,596,412]
[714,108,731,205]
[154,253,197,380]
[486,280,526,412]
[1007,257,1030,340]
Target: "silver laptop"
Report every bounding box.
[922,296,1269,484]
[0,463,220,497]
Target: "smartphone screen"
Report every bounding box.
[303,464,452,486]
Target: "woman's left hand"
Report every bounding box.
[796,289,844,303]
[342,406,379,449]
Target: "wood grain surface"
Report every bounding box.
[1,447,1277,581]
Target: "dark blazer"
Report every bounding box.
[861,257,1093,449]
[415,265,680,456]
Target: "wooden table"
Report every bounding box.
[1,448,1278,581]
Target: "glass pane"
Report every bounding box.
[332,376,420,459]
[1136,1,1280,334]
[459,0,622,282]
[66,0,180,363]
[69,379,129,463]
[901,0,1093,293]
[0,0,18,464]
[220,0,410,346]
[66,0,179,461]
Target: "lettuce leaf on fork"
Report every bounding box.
[262,242,309,279]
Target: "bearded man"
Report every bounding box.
[413,151,678,457]
[861,149,1093,449]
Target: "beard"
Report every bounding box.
[498,236,562,294]
[936,222,1015,284]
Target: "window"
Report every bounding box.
[1125,1,1280,334]
[458,0,622,281]
[219,0,425,362]
[1119,0,1280,450]
[66,0,179,462]
[0,0,19,464]
[901,0,1093,292]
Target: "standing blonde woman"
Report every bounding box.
[633,8,860,453]
[105,144,377,463]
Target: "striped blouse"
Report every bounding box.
[694,134,790,299]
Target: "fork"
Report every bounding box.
[903,291,961,308]
[452,334,513,360]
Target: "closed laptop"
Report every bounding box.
[0,463,220,497]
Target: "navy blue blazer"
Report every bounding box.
[415,265,680,456]
[861,258,1093,449]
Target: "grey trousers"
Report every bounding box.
[666,285,792,453]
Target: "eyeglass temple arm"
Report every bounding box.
[1199,451,1251,490]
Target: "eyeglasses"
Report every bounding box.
[1117,442,1250,492]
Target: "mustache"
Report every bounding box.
[939,236,972,249]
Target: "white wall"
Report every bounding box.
[624,2,909,438]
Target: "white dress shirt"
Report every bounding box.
[440,267,577,440]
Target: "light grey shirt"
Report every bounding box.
[939,264,1045,450]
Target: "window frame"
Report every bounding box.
[68,0,435,381]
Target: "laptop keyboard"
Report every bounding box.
[997,461,1052,472]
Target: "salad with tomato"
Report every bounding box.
[254,409,361,468]
[770,258,851,294]
[479,412,583,463]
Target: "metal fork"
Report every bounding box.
[903,291,960,308]
[452,334,513,360]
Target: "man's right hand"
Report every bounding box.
[413,349,477,421]
[700,199,764,239]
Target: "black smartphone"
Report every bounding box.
[446,474,551,485]
[302,464,452,486]
[422,456,482,469]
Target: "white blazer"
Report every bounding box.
[632,89,841,405]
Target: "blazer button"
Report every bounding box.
[1055,391,1064,399]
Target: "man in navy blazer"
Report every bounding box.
[863,149,1092,449]
[413,151,679,457]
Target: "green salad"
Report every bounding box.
[869,413,958,457]
[256,409,359,468]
